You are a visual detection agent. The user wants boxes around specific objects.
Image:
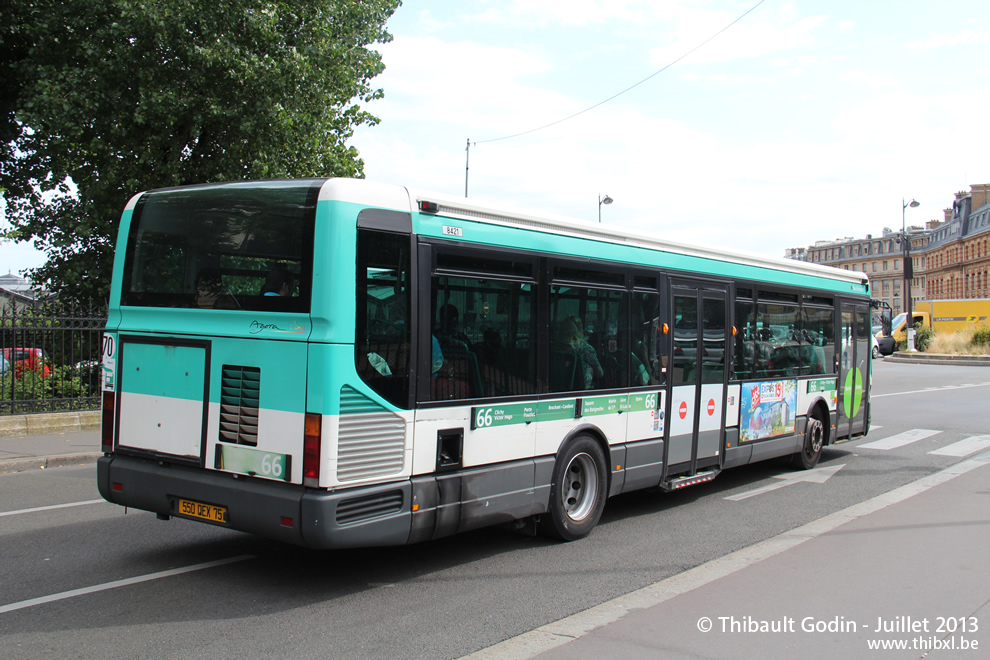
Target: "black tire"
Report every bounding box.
[793,414,824,469]
[540,435,608,541]
[872,344,880,359]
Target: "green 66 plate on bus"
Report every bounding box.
[473,393,660,429]
[807,378,837,394]
[215,444,292,482]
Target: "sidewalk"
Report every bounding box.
[473,452,990,659]
[0,425,101,473]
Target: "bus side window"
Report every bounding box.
[430,276,536,400]
[550,286,626,391]
[355,230,411,408]
[633,291,662,385]
[734,296,754,380]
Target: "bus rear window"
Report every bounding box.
[120,180,319,312]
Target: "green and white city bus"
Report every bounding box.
[98,178,873,548]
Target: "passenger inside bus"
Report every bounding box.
[261,267,295,297]
[557,316,604,389]
[439,304,471,347]
[434,303,480,399]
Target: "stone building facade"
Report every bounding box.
[784,183,990,315]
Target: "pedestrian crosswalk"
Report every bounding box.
[928,435,990,457]
[857,429,941,451]
[857,430,990,458]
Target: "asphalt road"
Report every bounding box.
[1,359,988,659]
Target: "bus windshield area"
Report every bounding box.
[120,180,318,313]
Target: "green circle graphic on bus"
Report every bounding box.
[842,367,863,418]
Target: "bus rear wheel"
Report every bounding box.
[793,414,824,469]
[541,435,608,541]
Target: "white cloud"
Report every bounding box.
[836,70,900,88]
[357,0,990,261]
[907,29,990,50]
[646,7,827,68]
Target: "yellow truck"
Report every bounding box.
[880,299,990,345]
[914,299,990,334]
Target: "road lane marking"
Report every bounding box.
[857,429,940,450]
[0,555,255,615]
[872,382,990,398]
[466,450,990,660]
[0,499,107,518]
[724,464,845,501]
[929,435,990,457]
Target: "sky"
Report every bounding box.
[351,0,990,255]
[4,0,990,276]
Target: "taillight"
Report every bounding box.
[101,391,115,452]
[303,413,322,487]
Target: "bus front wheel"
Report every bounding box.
[541,435,608,541]
[793,415,824,470]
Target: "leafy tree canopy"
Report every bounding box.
[0,0,400,304]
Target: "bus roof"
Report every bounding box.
[313,178,866,289]
[403,186,868,289]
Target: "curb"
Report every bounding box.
[0,452,102,474]
[0,411,101,438]
[884,352,990,366]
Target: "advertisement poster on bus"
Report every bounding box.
[740,379,797,442]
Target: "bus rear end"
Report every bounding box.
[98,179,412,548]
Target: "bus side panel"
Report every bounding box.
[415,405,536,471]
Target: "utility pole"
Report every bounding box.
[464,139,470,197]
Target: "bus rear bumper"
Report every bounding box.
[97,454,413,549]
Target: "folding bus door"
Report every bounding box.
[836,299,871,440]
[667,283,728,476]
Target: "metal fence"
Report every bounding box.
[1,303,106,415]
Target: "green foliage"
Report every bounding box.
[1,0,401,304]
[0,364,94,413]
[973,325,990,347]
[914,323,934,352]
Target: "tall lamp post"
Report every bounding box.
[598,194,613,223]
[902,197,920,316]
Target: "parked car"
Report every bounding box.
[1,348,52,378]
[871,328,895,356]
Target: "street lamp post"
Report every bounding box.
[902,197,920,317]
[598,194,613,223]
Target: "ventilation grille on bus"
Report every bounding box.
[336,490,404,526]
[337,386,406,482]
[219,365,260,446]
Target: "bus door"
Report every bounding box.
[836,299,870,440]
[667,283,728,477]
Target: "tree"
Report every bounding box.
[0,0,401,304]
